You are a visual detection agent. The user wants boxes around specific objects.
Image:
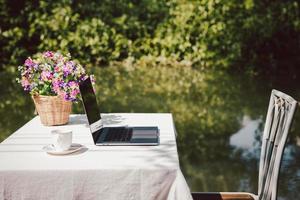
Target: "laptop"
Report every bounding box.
[79,77,159,146]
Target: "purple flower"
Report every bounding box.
[62,63,72,76]
[59,81,67,88]
[68,81,77,88]
[33,64,39,70]
[80,75,88,81]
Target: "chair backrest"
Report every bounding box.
[258,89,298,200]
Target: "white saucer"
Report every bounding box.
[43,143,83,155]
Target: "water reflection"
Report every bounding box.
[230,116,261,151]
[0,66,299,199]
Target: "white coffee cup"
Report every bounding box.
[51,129,72,152]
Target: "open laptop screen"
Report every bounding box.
[79,77,102,132]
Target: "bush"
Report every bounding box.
[1,0,299,82]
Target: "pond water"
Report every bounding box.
[0,67,299,199]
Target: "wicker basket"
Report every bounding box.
[32,95,72,126]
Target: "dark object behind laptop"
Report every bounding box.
[79,77,159,146]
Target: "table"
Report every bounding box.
[0,113,192,200]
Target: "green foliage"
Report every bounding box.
[1,0,299,81]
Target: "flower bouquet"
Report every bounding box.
[17,51,89,126]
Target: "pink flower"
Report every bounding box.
[54,66,60,73]
[21,78,31,91]
[41,71,53,81]
[52,79,61,92]
[70,89,80,97]
[68,88,80,101]
[21,78,30,87]
[57,90,67,99]
[24,58,34,67]
[43,51,54,58]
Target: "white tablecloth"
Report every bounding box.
[0,113,192,200]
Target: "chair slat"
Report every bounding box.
[259,99,280,199]
[258,96,276,195]
[270,102,296,200]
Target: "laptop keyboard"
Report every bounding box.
[103,127,132,142]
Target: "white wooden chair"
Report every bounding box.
[192,89,298,200]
